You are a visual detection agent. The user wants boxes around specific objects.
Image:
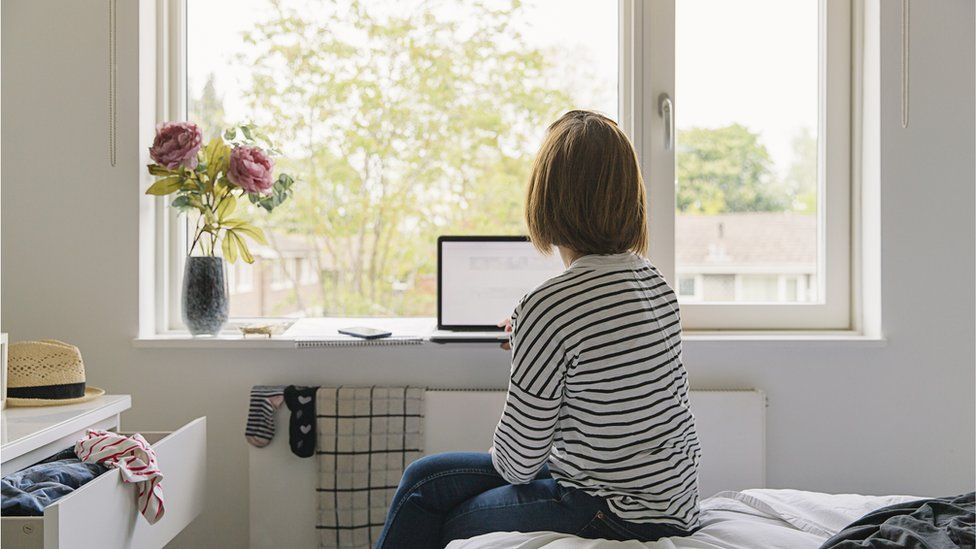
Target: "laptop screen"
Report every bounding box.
[438,237,567,329]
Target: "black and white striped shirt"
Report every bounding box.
[491,252,700,530]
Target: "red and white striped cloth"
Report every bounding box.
[74,429,165,524]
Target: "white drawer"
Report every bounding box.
[1,417,207,549]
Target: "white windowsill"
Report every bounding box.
[133,317,885,349]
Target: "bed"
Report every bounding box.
[446,489,926,549]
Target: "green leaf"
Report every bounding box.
[240,125,254,142]
[229,231,255,264]
[147,164,175,176]
[204,137,231,181]
[145,176,182,196]
[221,231,238,264]
[223,128,237,141]
[223,220,267,245]
[170,195,191,210]
[215,195,237,221]
[188,196,206,211]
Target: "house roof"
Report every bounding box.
[676,213,817,268]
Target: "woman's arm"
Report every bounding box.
[491,302,567,484]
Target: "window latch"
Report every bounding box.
[658,93,674,151]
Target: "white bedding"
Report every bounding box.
[446,489,924,549]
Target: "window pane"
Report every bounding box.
[187,0,618,318]
[739,275,779,302]
[675,0,819,304]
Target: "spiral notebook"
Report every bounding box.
[295,336,424,348]
[285,317,432,348]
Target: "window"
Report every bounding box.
[674,0,821,307]
[676,275,702,302]
[161,0,854,331]
[298,259,317,286]
[234,262,254,293]
[269,259,294,292]
[182,0,618,319]
[641,0,851,329]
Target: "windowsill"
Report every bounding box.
[133,317,885,349]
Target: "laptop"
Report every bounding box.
[430,236,567,343]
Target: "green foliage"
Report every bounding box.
[145,175,182,196]
[236,0,572,315]
[783,127,818,214]
[676,124,819,215]
[249,174,295,212]
[676,124,788,214]
[195,74,227,141]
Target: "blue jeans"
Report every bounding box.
[376,452,689,548]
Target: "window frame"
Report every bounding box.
[157,0,855,333]
[634,0,853,330]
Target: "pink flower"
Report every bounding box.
[228,146,275,194]
[149,121,203,170]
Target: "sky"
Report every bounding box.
[188,0,817,177]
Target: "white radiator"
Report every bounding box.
[249,389,765,549]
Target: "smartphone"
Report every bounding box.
[338,326,393,339]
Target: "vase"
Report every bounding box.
[182,256,229,336]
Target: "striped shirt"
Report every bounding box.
[491,252,700,530]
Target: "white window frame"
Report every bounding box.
[156,0,854,333]
[627,0,852,330]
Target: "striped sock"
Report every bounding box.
[246,385,285,447]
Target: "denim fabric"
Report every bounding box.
[1,450,107,516]
[376,452,689,549]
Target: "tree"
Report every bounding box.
[191,74,226,141]
[676,124,790,214]
[784,127,817,214]
[239,0,574,315]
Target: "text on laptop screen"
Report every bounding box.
[440,240,567,327]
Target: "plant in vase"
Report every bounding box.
[146,121,295,335]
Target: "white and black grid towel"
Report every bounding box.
[316,386,424,549]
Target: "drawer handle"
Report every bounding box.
[22,524,35,535]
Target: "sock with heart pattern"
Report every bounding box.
[284,385,318,458]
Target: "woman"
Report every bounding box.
[377,110,700,548]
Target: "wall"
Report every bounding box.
[2,1,974,547]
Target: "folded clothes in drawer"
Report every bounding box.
[1,448,108,516]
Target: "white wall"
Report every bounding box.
[2,1,973,547]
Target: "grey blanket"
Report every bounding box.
[820,492,974,549]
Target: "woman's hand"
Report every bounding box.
[498,318,513,350]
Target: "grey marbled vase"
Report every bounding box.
[182,256,229,336]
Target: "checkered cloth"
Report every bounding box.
[316,386,424,548]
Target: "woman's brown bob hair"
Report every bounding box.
[526,110,648,256]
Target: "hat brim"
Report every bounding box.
[6,386,106,407]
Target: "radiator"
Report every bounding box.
[248,389,765,549]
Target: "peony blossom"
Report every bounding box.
[149,121,203,170]
[227,146,275,195]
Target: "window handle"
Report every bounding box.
[658,93,674,151]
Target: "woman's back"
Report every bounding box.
[493,252,700,530]
[380,111,700,548]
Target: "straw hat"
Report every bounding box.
[5,340,104,407]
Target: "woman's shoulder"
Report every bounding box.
[515,256,671,317]
[513,268,580,318]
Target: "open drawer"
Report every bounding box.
[1,417,206,549]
